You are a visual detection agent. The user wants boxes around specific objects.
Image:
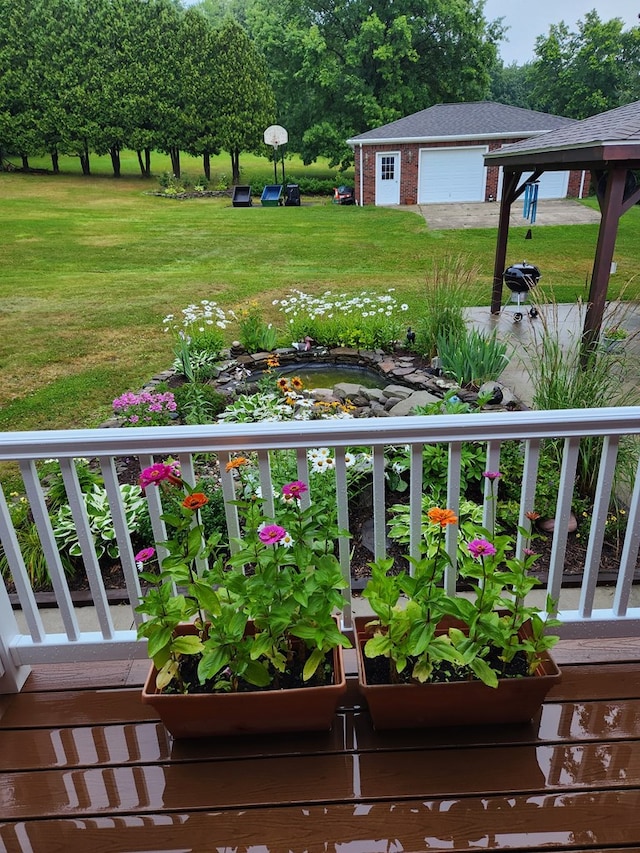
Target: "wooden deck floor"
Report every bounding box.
[2,640,640,852]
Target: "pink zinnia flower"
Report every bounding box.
[134,547,156,563]
[139,463,175,489]
[483,471,502,480]
[467,538,497,559]
[258,524,287,545]
[282,480,308,500]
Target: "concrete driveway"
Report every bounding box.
[398,199,601,230]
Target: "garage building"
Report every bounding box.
[347,101,587,206]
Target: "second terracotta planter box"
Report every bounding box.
[354,615,561,730]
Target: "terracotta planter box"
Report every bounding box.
[354,615,561,730]
[141,623,347,739]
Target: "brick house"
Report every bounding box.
[346,101,588,206]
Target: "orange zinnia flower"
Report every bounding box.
[182,493,209,510]
[226,457,248,471]
[427,507,458,527]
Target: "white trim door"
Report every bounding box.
[375,152,400,205]
[418,146,487,203]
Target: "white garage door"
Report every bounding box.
[534,170,569,199]
[418,146,487,203]
[497,168,570,201]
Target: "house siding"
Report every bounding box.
[354,138,585,205]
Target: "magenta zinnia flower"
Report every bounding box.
[282,480,308,499]
[134,547,156,563]
[467,538,497,559]
[139,463,176,489]
[258,524,287,544]
[483,471,502,480]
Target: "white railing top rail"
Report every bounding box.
[2,405,640,459]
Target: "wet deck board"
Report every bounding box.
[2,651,640,851]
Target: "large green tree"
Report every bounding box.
[530,11,640,119]
[0,0,47,168]
[243,0,503,165]
[181,7,221,180]
[489,62,537,110]
[212,18,275,183]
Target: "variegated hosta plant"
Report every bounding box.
[135,459,351,694]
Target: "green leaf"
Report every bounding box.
[470,658,499,688]
[147,626,173,659]
[171,634,204,655]
[412,657,433,683]
[303,647,325,681]
[156,659,179,691]
[250,632,274,659]
[198,646,230,682]
[243,660,271,687]
[364,633,393,658]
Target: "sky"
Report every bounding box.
[484,0,639,65]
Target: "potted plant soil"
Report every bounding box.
[356,473,561,730]
[136,460,351,738]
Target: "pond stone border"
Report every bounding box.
[100,344,522,429]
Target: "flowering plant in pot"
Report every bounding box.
[357,472,561,729]
[602,325,628,353]
[135,459,351,738]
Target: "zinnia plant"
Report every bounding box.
[135,462,351,694]
[363,472,560,688]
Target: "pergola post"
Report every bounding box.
[491,171,516,313]
[581,167,627,353]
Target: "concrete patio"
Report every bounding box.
[465,300,640,407]
[398,198,601,230]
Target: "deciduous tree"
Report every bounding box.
[531,11,640,119]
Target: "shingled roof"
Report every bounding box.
[484,100,640,169]
[347,101,575,144]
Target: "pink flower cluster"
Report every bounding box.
[112,390,177,426]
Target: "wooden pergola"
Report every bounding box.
[485,100,640,349]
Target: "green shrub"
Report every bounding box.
[40,458,103,511]
[173,382,227,424]
[437,326,509,388]
[236,301,279,352]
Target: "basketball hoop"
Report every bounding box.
[264,125,288,184]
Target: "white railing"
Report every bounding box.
[1,407,640,693]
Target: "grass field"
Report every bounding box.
[2,150,639,433]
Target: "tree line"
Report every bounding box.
[0,0,275,181]
[490,11,640,120]
[1,0,638,180]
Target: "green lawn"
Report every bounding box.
[1,157,639,433]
